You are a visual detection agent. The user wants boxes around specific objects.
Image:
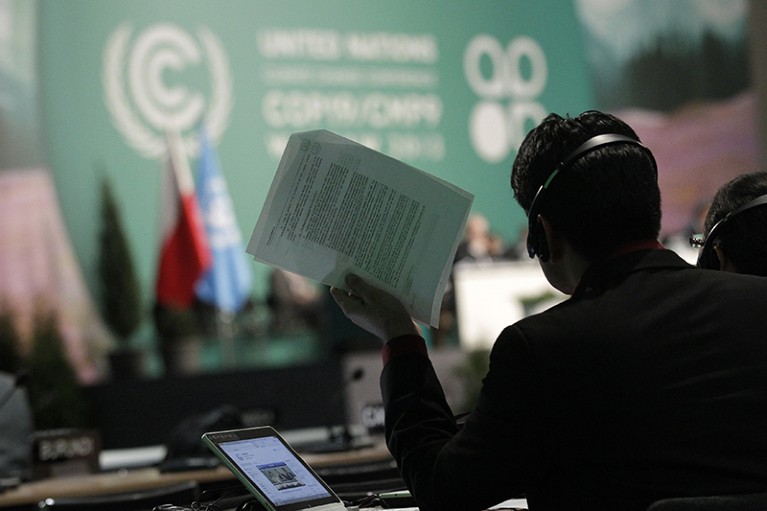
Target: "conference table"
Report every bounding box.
[0,442,396,509]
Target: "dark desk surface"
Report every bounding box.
[0,466,232,508]
[0,443,393,508]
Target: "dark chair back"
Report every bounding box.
[647,492,767,511]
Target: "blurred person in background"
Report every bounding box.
[693,171,767,275]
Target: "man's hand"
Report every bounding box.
[330,274,420,341]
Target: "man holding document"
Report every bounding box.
[329,111,767,511]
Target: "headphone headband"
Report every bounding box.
[696,193,767,269]
[526,133,655,260]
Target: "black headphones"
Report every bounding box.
[692,193,767,270]
[526,133,656,261]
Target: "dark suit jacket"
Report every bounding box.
[381,249,767,511]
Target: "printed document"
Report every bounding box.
[247,130,473,327]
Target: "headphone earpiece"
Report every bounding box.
[527,216,550,262]
[696,233,722,270]
[695,193,767,269]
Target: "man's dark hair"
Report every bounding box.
[704,171,767,276]
[511,110,661,260]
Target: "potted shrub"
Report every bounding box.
[0,308,22,374]
[153,303,203,376]
[97,174,144,380]
[26,309,87,429]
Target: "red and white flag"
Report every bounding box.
[155,131,211,308]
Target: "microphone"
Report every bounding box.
[328,367,366,449]
[299,367,366,453]
[0,370,29,413]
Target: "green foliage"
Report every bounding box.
[520,290,560,317]
[26,309,87,429]
[97,174,142,345]
[0,309,22,374]
[453,348,491,413]
[593,28,749,112]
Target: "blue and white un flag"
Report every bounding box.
[194,124,253,313]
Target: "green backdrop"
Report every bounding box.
[37,0,592,304]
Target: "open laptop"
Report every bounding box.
[202,426,350,511]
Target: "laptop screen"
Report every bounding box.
[203,427,343,511]
[218,436,332,506]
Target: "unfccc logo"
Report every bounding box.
[464,35,548,163]
[103,23,232,159]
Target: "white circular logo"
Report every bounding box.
[103,23,232,159]
[464,34,548,163]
